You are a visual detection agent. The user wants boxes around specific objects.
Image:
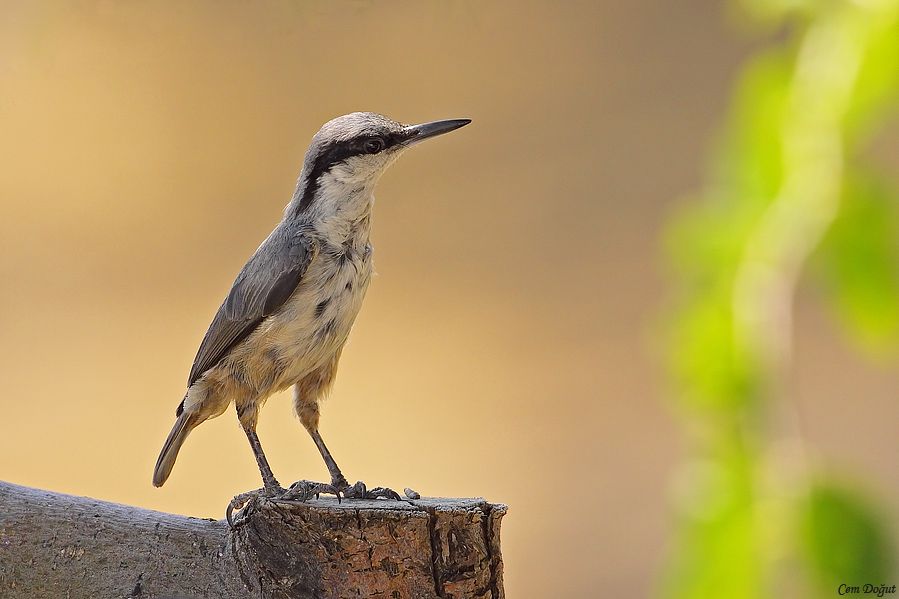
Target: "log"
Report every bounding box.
[0,480,506,599]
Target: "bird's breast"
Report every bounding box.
[258,239,374,386]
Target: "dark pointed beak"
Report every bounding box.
[403,118,471,146]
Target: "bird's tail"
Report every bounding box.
[153,411,199,487]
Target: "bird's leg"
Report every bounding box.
[278,427,344,502]
[309,428,401,501]
[227,423,284,528]
[309,428,349,489]
[288,378,400,502]
[244,426,283,495]
[278,384,345,502]
[278,426,401,502]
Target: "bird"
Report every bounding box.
[152,112,470,507]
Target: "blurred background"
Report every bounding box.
[1,1,897,597]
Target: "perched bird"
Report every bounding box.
[153,112,470,504]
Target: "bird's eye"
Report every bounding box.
[363,138,385,154]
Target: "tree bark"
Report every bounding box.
[0,481,506,599]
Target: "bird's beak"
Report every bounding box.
[402,119,471,146]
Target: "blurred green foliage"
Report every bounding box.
[802,482,894,593]
[819,174,899,351]
[663,0,899,596]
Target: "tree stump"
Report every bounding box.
[0,481,507,598]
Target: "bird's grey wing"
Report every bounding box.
[185,227,315,390]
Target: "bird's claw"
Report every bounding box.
[278,480,343,503]
[226,489,263,528]
[226,479,403,527]
[279,479,401,501]
[226,484,286,528]
[342,480,402,501]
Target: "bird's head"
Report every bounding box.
[292,112,470,216]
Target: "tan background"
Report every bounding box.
[1,2,896,596]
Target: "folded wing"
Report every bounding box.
[185,225,316,393]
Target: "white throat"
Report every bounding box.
[308,172,376,248]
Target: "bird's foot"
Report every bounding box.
[341,480,402,501]
[226,480,405,528]
[226,489,260,528]
[276,479,343,503]
[226,484,284,528]
[273,477,402,501]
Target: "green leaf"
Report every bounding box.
[668,292,761,410]
[800,481,895,594]
[843,7,899,145]
[717,49,792,206]
[663,447,763,599]
[816,174,899,351]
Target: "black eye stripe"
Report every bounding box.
[294,132,407,215]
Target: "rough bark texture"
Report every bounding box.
[0,481,506,599]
